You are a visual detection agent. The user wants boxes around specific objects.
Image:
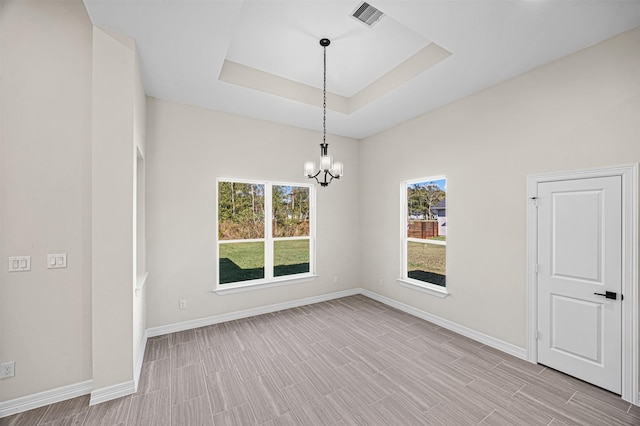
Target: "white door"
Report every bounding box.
[537,176,622,394]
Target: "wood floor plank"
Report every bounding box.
[370,393,431,426]
[423,400,479,426]
[334,362,391,405]
[169,341,201,370]
[142,337,170,363]
[629,404,640,420]
[339,344,387,373]
[170,395,213,426]
[167,329,195,346]
[205,368,247,414]
[242,333,282,358]
[38,396,89,424]
[288,324,325,346]
[567,391,640,426]
[538,366,632,413]
[211,404,257,426]
[200,345,232,375]
[232,348,269,382]
[375,366,441,411]
[83,396,130,426]
[325,387,387,426]
[309,342,351,369]
[479,408,536,426]
[275,336,314,364]
[195,326,222,350]
[262,354,306,389]
[128,389,170,426]
[243,375,290,424]
[171,364,207,405]
[136,358,170,395]
[40,410,88,426]
[297,357,346,396]
[0,405,48,426]
[322,326,354,350]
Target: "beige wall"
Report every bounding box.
[92,26,146,394]
[359,27,640,349]
[145,98,360,328]
[0,0,93,400]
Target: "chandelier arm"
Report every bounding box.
[308,170,322,179]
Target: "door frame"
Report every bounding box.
[526,163,638,405]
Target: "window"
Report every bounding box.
[400,177,447,294]
[217,179,315,291]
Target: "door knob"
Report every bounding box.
[593,291,618,300]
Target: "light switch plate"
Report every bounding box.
[47,254,67,269]
[9,256,30,272]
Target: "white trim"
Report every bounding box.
[397,278,449,298]
[213,274,318,295]
[134,329,148,391]
[400,176,448,289]
[147,288,359,337]
[526,163,638,405]
[90,380,135,406]
[361,289,527,360]
[0,380,92,418]
[215,179,316,291]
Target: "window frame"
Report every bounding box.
[398,176,449,298]
[215,178,316,294]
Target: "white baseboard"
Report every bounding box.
[90,380,135,406]
[0,380,92,419]
[360,289,528,360]
[146,288,360,337]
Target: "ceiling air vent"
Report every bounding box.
[351,2,385,28]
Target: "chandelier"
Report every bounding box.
[304,38,343,187]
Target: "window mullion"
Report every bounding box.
[265,183,274,281]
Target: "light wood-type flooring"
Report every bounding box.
[2,295,639,425]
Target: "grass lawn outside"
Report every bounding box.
[407,241,446,286]
[274,239,310,276]
[219,239,309,284]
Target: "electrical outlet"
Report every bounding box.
[378,278,383,286]
[0,361,15,379]
[333,276,338,284]
[179,300,187,310]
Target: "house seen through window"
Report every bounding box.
[402,177,447,288]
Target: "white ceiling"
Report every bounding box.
[83,0,640,139]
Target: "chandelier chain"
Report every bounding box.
[323,44,327,145]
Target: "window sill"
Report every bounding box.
[397,278,449,298]
[214,274,318,295]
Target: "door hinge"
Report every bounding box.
[530,197,539,208]
[535,264,540,274]
[536,330,542,340]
